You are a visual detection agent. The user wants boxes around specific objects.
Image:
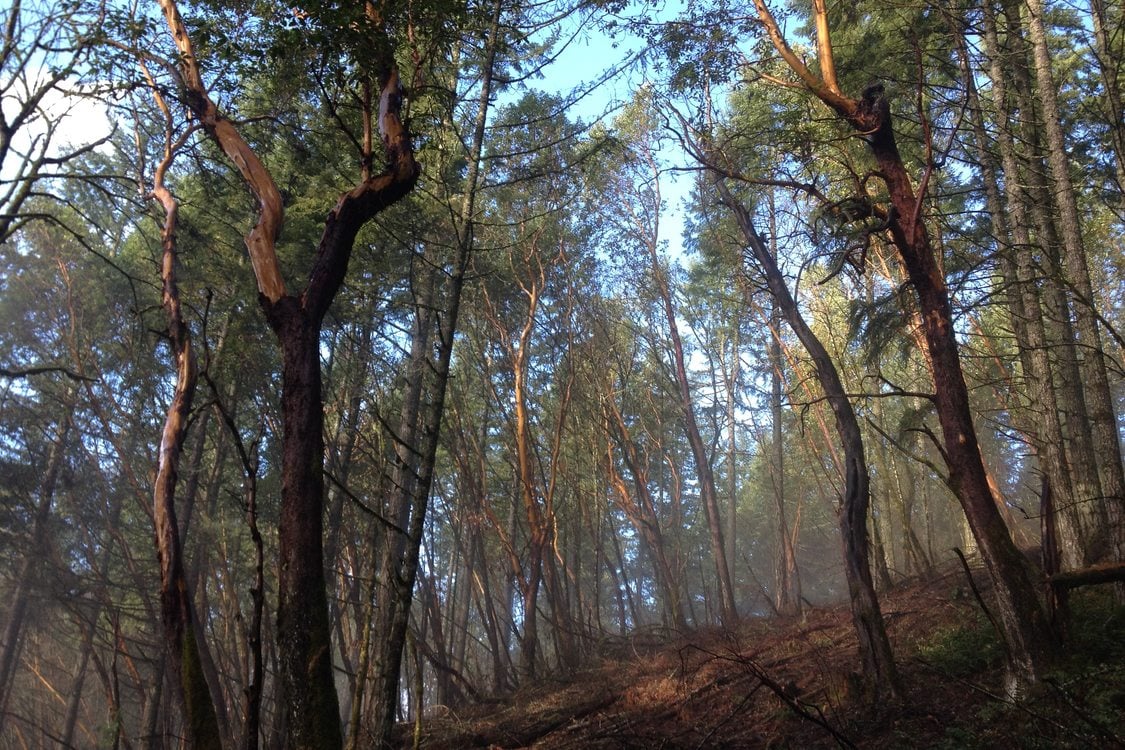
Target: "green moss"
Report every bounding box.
[917,614,1002,677]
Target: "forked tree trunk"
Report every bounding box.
[158,2,420,745]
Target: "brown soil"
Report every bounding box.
[407,565,1125,749]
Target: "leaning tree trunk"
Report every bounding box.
[750,0,1057,691]
[863,98,1055,688]
[717,179,900,702]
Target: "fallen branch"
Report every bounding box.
[1049,562,1125,591]
[682,642,858,750]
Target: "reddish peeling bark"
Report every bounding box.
[157,1,420,745]
[851,92,1054,687]
[750,0,1057,690]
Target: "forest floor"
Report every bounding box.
[407,560,1125,749]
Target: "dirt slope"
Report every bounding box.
[410,565,1125,749]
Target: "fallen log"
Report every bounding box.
[1049,562,1125,590]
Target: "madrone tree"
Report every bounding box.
[747,0,1057,690]
[154,1,420,746]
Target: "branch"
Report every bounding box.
[750,0,856,115]
[303,61,420,322]
[0,365,94,382]
[1049,562,1125,590]
[155,0,286,303]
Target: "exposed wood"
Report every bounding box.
[147,69,223,750]
[156,0,286,304]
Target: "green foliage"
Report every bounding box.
[917,612,1003,677]
[924,593,1125,749]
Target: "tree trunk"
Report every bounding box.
[266,308,342,750]
[960,17,1077,564]
[1024,0,1125,562]
[158,2,421,744]
[604,421,688,630]
[750,0,1059,685]
[0,396,73,732]
[724,330,740,584]
[649,247,738,626]
[717,179,900,701]
[364,0,501,734]
[1017,0,1105,550]
[854,88,1056,690]
[149,108,224,749]
[767,195,801,615]
[1089,0,1125,201]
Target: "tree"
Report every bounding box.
[1023,0,1125,565]
[0,0,111,246]
[360,3,503,744]
[144,69,222,747]
[748,0,1057,691]
[718,176,900,699]
[600,96,738,626]
[153,1,420,745]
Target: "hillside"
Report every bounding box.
[409,565,1125,749]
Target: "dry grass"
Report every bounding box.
[410,565,1125,749]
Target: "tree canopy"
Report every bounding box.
[1,0,1122,746]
